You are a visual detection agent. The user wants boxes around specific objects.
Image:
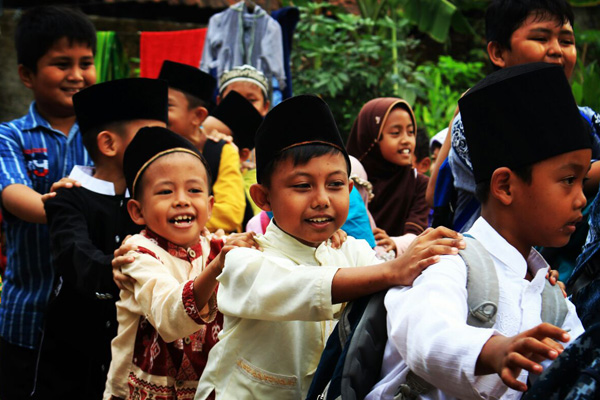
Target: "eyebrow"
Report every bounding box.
[289,170,347,179]
[529,27,574,36]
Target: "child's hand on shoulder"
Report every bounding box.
[390,226,465,286]
[112,235,137,290]
[330,229,348,249]
[373,227,396,253]
[41,177,81,203]
[476,322,569,392]
[209,232,262,274]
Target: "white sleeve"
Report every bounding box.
[217,247,340,321]
[385,255,506,400]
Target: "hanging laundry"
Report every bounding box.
[200,1,286,90]
[140,28,206,78]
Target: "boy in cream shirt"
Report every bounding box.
[195,95,466,399]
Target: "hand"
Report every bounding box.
[209,232,261,273]
[546,269,567,297]
[373,227,396,253]
[41,177,81,203]
[330,229,348,249]
[111,235,136,290]
[477,323,569,392]
[390,226,465,286]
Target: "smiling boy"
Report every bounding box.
[195,95,465,399]
[0,6,96,398]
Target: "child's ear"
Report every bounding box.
[207,195,215,221]
[487,41,507,69]
[192,106,209,127]
[18,65,35,89]
[490,167,514,205]
[127,199,146,226]
[249,183,272,212]
[348,179,354,193]
[97,131,118,157]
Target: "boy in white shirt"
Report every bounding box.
[195,94,466,399]
[367,62,588,399]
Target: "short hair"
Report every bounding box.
[259,144,350,188]
[82,121,128,162]
[414,127,430,163]
[183,91,213,113]
[475,164,533,204]
[485,0,574,51]
[15,6,97,73]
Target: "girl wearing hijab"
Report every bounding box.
[347,98,430,256]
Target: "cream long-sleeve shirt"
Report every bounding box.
[195,221,381,400]
[366,217,584,400]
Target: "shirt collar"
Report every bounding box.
[142,228,204,262]
[468,217,549,278]
[68,165,130,197]
[256,220,331,265]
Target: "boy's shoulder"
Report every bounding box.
[0,103,40,136]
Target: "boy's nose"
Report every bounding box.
[547,39,563,58]
[68,67,84,81]
[311,188,330,209]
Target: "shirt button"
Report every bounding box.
[106,321,111,328]
[188,249,196,258]
[184,337,191,345]
[176,380,184,387]
[115,235,120,243]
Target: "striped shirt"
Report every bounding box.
[0,102,92,349]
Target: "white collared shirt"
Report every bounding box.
[367,217,584,400]
[69,165,130,197]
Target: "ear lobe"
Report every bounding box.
[18,65,34,89]
[127,199,146,225]
[490,167,513,205]
[249,183,272,212]
[487,41,507,69]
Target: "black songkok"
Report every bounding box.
[124,126,211,197]
[459,62,591,184]
[74,78,168,134]
[211,90,263,150]
[158,60,216,106]
[255,94,350,183]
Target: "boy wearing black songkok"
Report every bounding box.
[368,63,588,399]
[34,78,168,399]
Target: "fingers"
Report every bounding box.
[225,232,261,250]
[113,242,137,258]
[420,226,462,240]
[499,364,530,392]
[214,229,226,238]
[525,322,570,343]
[201,227,211,237]
[41,192,57,204]
[546,269,559,286]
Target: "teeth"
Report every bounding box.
[400,149,410,154]
[309,217,331,223]
[173,215,193,224]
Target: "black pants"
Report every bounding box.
[0,336,37,400]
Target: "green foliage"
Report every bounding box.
[572,29,600,112]
[414,55,485,135]
[291,2,423,138]
[94,31,130,83]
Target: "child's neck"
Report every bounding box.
[481,210,532,262]
[35,103,76,136]
[92,163,127,195]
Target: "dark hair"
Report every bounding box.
[259,144,350,188]
[82,121,128,162]
[183,92,213,113]
[485,0,574,51]
[475,164,533,204]
[15,6,97,73]
[414,127,430,163]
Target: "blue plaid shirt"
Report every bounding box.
[0,102,92,349]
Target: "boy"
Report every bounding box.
[218,64,270,117]
[104,127,253,400]
[367,63,586,399]
[0,6,96,398]
[159,60,245,233]
[413,128,432,175]
[204,90,264,220]
[195,95,466,399]
[429,0,600,233]
[33,78,168,399]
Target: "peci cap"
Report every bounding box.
[123,126,211,197]
[459,62,591,184]
[158,60,216,106]
[74,78,168,134]
[219,65,269,99]
[254,94,350,183]
[211,90,263,150]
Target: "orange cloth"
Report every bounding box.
[140,28,207,78]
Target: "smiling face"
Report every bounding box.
[491,12,576,79]
[20,37,96,119]
[508,149,590,254]
[254,152,352,247]
[128,152,213,248]
[378,106,416,167]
